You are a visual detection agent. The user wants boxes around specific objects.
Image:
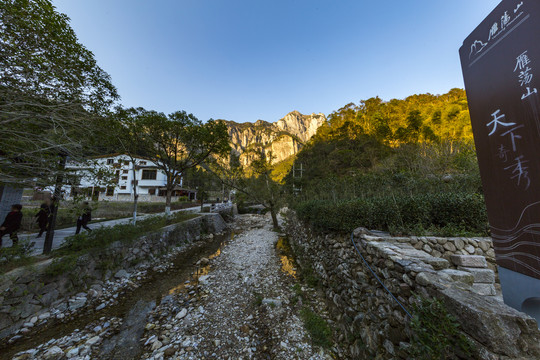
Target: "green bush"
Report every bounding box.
[300,307,333,348]
[0,240,34,273]
[410,297,473,359]
[45,254,78,277]
[295,192,487,236]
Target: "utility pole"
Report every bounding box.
[43,154,66,254]
[292,163,304,196]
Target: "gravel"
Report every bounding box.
[140,214,334,359]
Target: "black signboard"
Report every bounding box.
[460,0,540,280]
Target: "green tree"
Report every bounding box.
[0,0,118,185]
[0,0,118,254]
[130,108,230,213]
[183,166,221,211]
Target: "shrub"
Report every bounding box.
[0,240,34,273]
[410,297,473,359]
[295,192,487,236]
[300,307,333,348]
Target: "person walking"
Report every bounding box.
[0,204,23,247]
[35,201,51,238]
[75,201,92,235]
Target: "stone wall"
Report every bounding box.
[383,235,497,271]
[0,213,227,342]
[285,213,540,359]
[0,186,23,225]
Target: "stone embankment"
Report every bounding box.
[0,213,227,346]
[284,212,540,359]
[10,213,337,360]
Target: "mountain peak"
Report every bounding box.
[224,111,326,166]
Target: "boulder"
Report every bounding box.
[86,335,101,346]
[43,346,64,359]
[114,269,129,279]
[175,308,187,319]
[68,297,87,311]
[0,313,13,331]
[439,286,540,357]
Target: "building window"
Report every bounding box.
[139,161,147,165]
[107,159,114,165]
[106,187,114,196]
[121,176,128,180]
[123,170,128,174]
[148,188,156,195]
[120,186,126,190]
[123,160,130,166]
[142,169,157,180]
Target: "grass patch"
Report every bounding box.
[20,201,198,232]
[0,241,38,274]
[300,307,333,348]
[253,292,264,306]
[54,212,198,257]
[45,254,78,277]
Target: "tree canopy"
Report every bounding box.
[0,0,118,185]
[113,107,231,211]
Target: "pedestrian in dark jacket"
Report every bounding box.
[0,204,23,247]
[35,201,51,238]
[75,202,92,235]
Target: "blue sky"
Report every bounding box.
[53,0,501,123]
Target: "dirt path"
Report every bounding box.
[140,214,334,360]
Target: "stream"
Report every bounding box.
[3,232,233,360]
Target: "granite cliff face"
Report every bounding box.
[221,111,326,166]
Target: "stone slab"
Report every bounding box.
[450,255,488,268]
[439,269,475,285]
[457,267,495,284]
[471,283,497,296]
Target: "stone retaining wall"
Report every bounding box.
[285,212,540,359]
[379,235,497,270]
[0,213,227,342]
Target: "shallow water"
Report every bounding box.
[276,237,297,278]
[3,232,232,360]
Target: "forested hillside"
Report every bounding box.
[319,88,472,145]
[284,89,487,236]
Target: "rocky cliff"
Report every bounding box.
[221,111,326,166]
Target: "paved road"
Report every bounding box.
[1,206,202,255]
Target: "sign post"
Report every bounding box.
[460,0,540,322]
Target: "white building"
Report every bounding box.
[62,154,196,202]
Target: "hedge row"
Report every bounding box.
[295,192,488,235]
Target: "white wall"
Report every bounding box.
[62,154,183,200]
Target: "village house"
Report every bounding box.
[60,154,197,202]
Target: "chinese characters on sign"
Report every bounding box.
[461,0,540,281]
[485,50,540,191]
[515,51,538,99]
[469,2,526,59]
